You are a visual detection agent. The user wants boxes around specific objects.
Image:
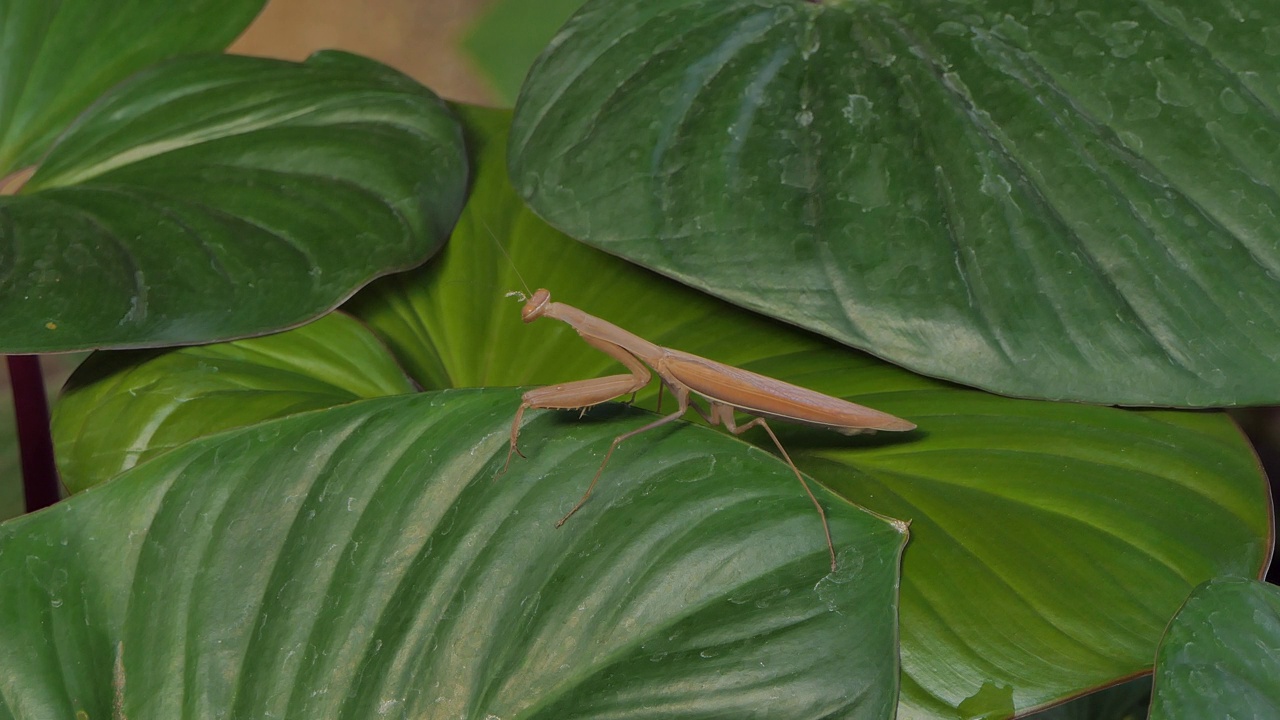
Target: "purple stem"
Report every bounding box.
[6,355,60,512]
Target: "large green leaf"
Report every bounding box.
[353,107,1273,717]
[4,390,907,718]
[1024,677,1150,720]
[507,0,1280,407]
[1149,577,1280,720]
[50,311,415,493]
[0,0,266,172]
[1,51,467,353]
[51,106,1273,717]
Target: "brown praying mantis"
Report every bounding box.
[500,289,915,572]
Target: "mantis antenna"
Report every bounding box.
[480,218,533,300]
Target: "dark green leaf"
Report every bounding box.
[0,0,266,172]
[1,52,467,353]
[1150,577,1280,720]
[53,106,1272,717]
[461,0,587,103]
[354,106,1273,717]
[1024,677,1150,720]
[5,390,907,718]
[508,0,1280,406]
[51,311,414,493]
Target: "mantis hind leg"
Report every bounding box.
[714,408,838,573]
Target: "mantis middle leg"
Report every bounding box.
[553,404,690,528]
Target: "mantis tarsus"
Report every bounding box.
[501,289,915,572]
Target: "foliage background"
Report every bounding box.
[8,0,1277,574]
[0,0,501,521]
[0,2,1275,717]
[254,0,1280,583]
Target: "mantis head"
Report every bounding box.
[518,288,552,323]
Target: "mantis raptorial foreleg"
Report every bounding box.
[500,289,916,572]
[502,332,652,473]
[501,373,649,472]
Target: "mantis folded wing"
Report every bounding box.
[501,289,915,572]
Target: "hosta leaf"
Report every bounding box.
[52,106,1272,717]
[1,52,466,352]
[4,390,907,719]
[1023,677,1150,720]
[0,0,266,172]
[354,106,1273,717]
[508,0,1280,406]
[51,311,414,493]
[842,402,1265,719]
[1150,577,1280,720]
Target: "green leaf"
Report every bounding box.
[0,0,266,172]
[1150,578,1280,720]
[5,390,907,718]
[51,311,414,493]
[507,0,1280,406]
[857,403,1268,718]
[352,106,1272,717]
[1,51,467,353]
[1024,677,1150,720]
[53,106,1272,717]
[461,0,586,103]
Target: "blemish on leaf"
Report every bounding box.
[113,641,128,720]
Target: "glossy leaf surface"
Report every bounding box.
[4,391,907,719]
[359,108,1273,717]
[50,107,1274,718]
[51,312,414,493]
[508,0,1280,406]
[1024,677,1150,720]
[0,0,266,171]
[1150,577,1280,720]
[1,52,467,352]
